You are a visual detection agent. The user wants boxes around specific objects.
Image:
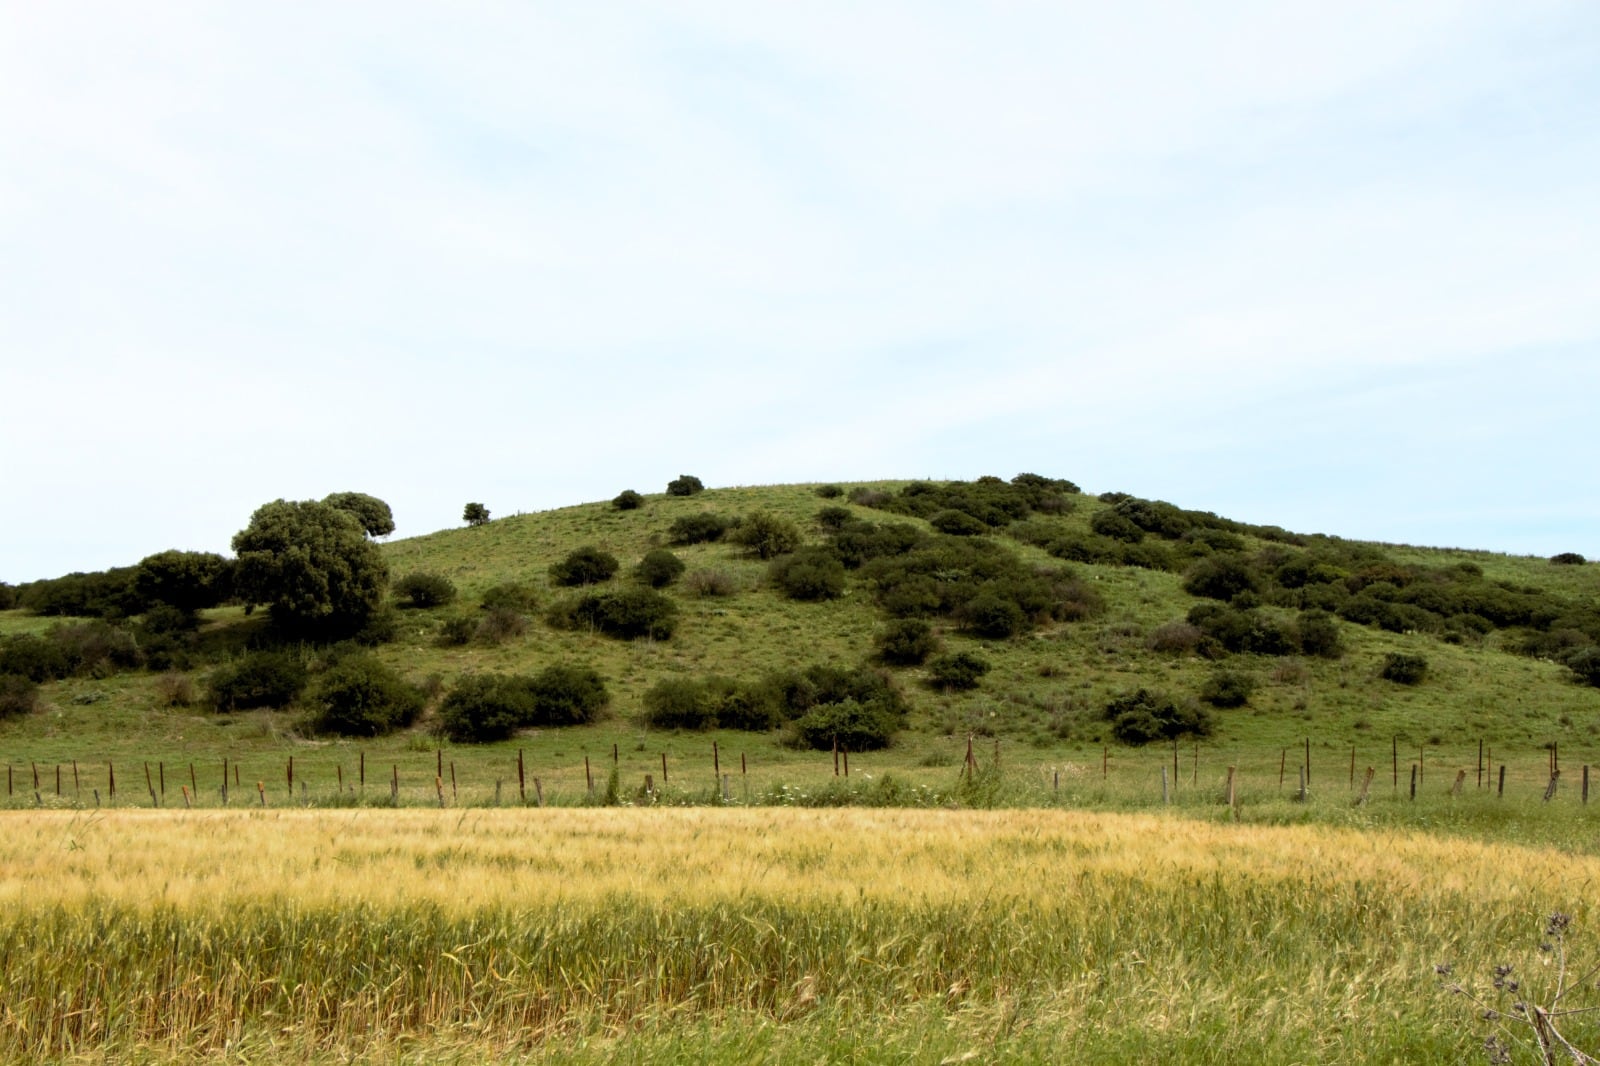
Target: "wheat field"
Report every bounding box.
[1,807,1595,1063]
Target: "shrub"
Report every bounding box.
[550,546,620,587]
[1183,554,1261,602]
[790,698,902,751]
[1567,647,1600,687]
[0,675,38,719]
[232,499,388,637]
[463,503,490,526]
[668,513,732,544]
[1295,610,1344,658]
[208,650,309,712]
[876,619,939,665]
[641,678,717,730]
[437,674,534,742]
[49,621,144,676]
[613,490,644,511]
[1104,688,1211,745]
[1551,552,1587,566]
[768,548,846,601]
[666,474,705,497]
[0,633,73,682]
[816,506,855,532]
[1147,621,1204,654]
[549,587,678,640]
[475,607,529,644]
[927,651,990,691]
[729,511,803,559]
[479,583,537,613]
[527,664,609,726]
[682,569,737,597]
[929,509,988,536]
[1090,509,1145,543]
[152,672,197,708]
[0,583,15,611]
[134,550,234,612]
[394,572,458,609]
[957,589,1026,639]
[435,615,476,646]
[1199,669,1256,707]
[308,655,423,737]
[634,549,686,588]
[815,484,844,499]
[1380,652,1428,685]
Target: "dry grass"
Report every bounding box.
[1,807,1596,1061]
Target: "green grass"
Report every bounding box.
[2,479,1598,832]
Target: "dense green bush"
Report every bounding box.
[957,588,1026,638]
[929,509,989,536]
[768,548,846,601]
[1105,688,1211,745]
[634,549,686,588]
[1089,509,1145,543]
[479,583,537,613]
[668,513,733,544]
[1551,552,1587,566]
[1199,669,1256,707]
[815,484,844,499]
[0,634,73,682]
[306,655,423,737]
[816,506,855,532]
[435,615,476,646]
[548,587,678,640]
[208,650,309,712]
[550,546,620,587]
[790,699,902,751]
[18,567,141,618]
[0,583,15,611]
[1567,647,1600,687]
[437,674,534,742]
[527,664,609,726]
[613,490,644,510]
[0,675,38,720]
[1380,652,1428,685]
[640,676,781,732]
[666,475,705,497]
[1186,604,1297,656]
[394,572,458,608]
[463,502,490,526]
[927,651,990,691]
[729,511,803,559]
[133,551,234,612]
[876,619,939,665]
[1183,554,1262,602]
[1295,610,1344,658]
[831,521,927,568]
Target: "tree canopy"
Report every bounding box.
[322,492,395,537]
[232,499,389,635]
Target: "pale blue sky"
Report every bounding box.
[3,3,1598,582]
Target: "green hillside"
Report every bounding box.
[3,477,1598,829]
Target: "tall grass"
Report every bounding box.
[0,808,1595,1061]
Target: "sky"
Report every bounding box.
[3,2,1599,583]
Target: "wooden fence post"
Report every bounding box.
[1225,766,1236,809]
[1544,769,1561,802]
[1409,764,1417,801]
[1354,767,1374,807]
[1498,764,1506,798]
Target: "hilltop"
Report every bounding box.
[2,476,1598,815]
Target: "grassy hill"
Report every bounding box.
[2,478,1598,831]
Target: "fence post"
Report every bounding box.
[1544,769,1561,802]
[1355,767,1374,807]
[1498,764,1505,798]
[1161,766,1169,805]
[1296,765,1307,803]
[1584,765,1591,806]
[1409,764,1417,801]
[1225,766,1236,809]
